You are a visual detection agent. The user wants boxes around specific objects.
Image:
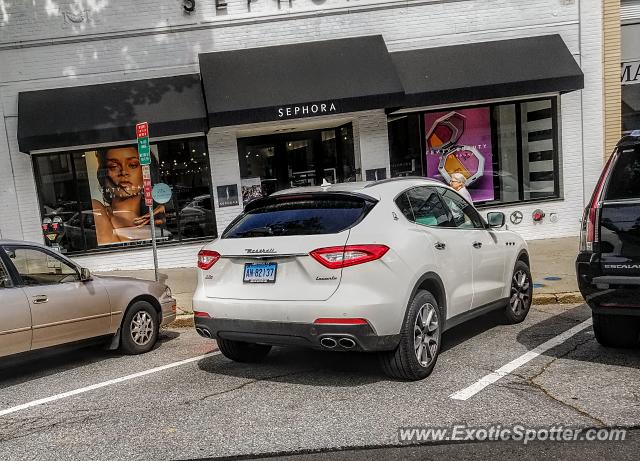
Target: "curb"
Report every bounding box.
[532,291,584,305]
[167,292,585,329]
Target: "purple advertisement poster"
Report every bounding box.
[424,107,494,202]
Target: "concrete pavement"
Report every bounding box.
[96,236,583,313]
[1,303,637,460]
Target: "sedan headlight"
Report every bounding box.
[163,286,172,298]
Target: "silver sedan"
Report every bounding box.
[0,240,176,358]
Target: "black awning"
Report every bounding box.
[391,35,584,109]
[18,74,207,153]
[200,35,405,127]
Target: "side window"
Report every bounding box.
[4,247,78,286]
[605,147,640,200]
[0,258,12,288]
[401,187,452,227]
[438,189,485,230]
[395,193,414,221]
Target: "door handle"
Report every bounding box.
[472,241,483,249]
[434,242,446,250]
[32,295,48,304]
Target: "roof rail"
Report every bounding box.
[363,176,435,188]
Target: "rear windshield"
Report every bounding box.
[222,195,373,238]
[605,146,640,200]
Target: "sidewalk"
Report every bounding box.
[95,236,582,314]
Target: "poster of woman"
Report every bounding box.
[87,145,166,246]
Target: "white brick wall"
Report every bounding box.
[0,0,605,269]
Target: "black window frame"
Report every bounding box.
[31,136,217,256]
[387,95,563,209]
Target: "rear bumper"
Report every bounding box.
[576,252,640,316]
[194,317,400,352]
[160,298,178,327]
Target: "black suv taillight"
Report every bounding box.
[581,153,617,252]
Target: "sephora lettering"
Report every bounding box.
[277,102,338,118]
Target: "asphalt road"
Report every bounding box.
[0,303,638,460]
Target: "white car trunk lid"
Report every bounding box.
[202,232,349,301]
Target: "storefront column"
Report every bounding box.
[4,116,42,243]
[207,127,243,235]
[0,91,22,240]
[356,110,391,179]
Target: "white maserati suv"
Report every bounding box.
[193,177,531,380]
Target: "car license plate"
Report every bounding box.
[243,262,277,283]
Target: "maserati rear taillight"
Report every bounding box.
[197,250,220,270]
[310,244,389,269]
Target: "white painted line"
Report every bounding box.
[450,318,593,401]
[0,351,220,417]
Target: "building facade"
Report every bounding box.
[622,0,640,133]
[0,0,606,271]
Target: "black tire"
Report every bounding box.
[592,313,640,348]
[217,338,272,363]
[119,301,159,355]
[379,290,442,381]
[503,260,533,324]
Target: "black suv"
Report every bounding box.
[577,131,640,348]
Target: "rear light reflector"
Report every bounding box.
[193,311,211,318]
[309,244,389,269]
[198,250,220,270]
[314,318,369,325]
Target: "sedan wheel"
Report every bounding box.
[130,311,154,346]
[119,301,159,355]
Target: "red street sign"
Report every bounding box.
[143,177,153,207]
[136,122,149,139]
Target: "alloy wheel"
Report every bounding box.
[414,302,440,367]
[510,270,531,314]
[130,311,154,346]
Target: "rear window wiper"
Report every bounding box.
[233,226,274,237]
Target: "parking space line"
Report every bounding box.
[0,351,220,418]
[449,318,593,401]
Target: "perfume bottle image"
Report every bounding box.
[425,111,485,186]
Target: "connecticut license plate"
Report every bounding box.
[243,262,277,283]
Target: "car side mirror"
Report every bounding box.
[80,267,92,281]
[486,212,506,228]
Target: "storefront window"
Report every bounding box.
[388,97,561,206]
[33,137,216,254]
[237,124,357,204]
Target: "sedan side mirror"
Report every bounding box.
[486,212,506,228]
[80,267,92,281]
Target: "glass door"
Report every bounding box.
[237,123,357,203]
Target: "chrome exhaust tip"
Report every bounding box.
[320,337,338,349]
[338,337,356,349]
[196,327,212,338]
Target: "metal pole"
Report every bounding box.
[149,205,159,282]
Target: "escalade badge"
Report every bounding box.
[245,248,276,254]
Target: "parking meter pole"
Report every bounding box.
[149,206,159,282]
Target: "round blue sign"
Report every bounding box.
[152,183,172,204]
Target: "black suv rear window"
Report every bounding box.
[605,146,640,200]
[222,195,374,238]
